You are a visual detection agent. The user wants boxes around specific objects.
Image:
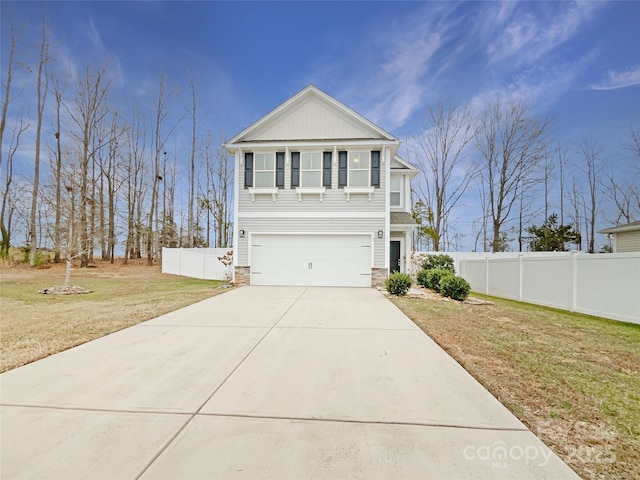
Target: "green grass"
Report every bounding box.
[392,292,640,480]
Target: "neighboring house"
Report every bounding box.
[599,220,640,253]
[224,85,418,287]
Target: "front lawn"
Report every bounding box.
[0,260,229,373]
[392,293,640,480]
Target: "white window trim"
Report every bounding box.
[390,175,403,209]
[347,151,370,188]
[295,186,326,202]
[253,152,276,188]
[343,186,374,202]
[300,151,323,188]
[248,187,278,202]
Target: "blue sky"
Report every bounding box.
[2,1,639,250]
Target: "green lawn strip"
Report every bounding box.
[391,294,640,480]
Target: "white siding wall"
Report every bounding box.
[616,230,640,253]
[237,145,388,268]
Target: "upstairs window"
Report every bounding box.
[348,151,370,187]
[254,152,275,187]
[301,152,322,187]
[338,150,380,188]
[390,176,402,206]
[292,151,332,188]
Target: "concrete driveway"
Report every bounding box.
[0,286,578,479]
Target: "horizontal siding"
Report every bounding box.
[617,230,640,253]
[237,217,385,268]
[238,149,386,213]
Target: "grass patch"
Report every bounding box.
[1,260,230,373]
[391,293,640,480]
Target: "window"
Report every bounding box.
[300,152,322,187]
[292,152,332,188]
[338,150,380,188]
[390,176,402,206]
[348,151,370,187]
[254,152,275,187]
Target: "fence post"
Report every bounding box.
[518,254,524,301]
[571,252,578,312]
[485,256,490,295]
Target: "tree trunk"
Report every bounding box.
[30,16,49,266]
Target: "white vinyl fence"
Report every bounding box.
[161,248,233,281]
[412,251,640,325]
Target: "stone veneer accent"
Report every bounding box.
[371,268,389,288]
[233,266,251,286]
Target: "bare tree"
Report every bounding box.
[66,63,111,267]
[475,100,549,252]
[29,14,51,266]
[1,115,29,258]
[576,136,603,253]
[604,126,640,224]
[186,74,199,247]
[199,133,233,248]
[50,76,66,262]
[147,71,178,265]
[555,143,569,225]
[0,17,18,170]
[409,100,477,251]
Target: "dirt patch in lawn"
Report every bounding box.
[1,259,231,373]
[391,293,640,480]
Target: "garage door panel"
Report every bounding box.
[251,235,371,287]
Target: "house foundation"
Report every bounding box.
[233,266,250,286]
[371,268,388,288]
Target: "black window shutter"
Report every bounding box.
[338,151,347,188]
[276,152,285,189]
[244,152,253,188]
[323,152,332,188]
[291,152,300,188]
[371,150,380,188]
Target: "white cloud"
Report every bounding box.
[469,52,596,115]
[348,3,460,130]
[590,66,640,90]
[486,1,601,67]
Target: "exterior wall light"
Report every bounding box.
[239,229,245,238]
[377,230,384,239]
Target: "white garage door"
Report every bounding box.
[251,234,371,287]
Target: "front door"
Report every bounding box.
[390,240,401,273]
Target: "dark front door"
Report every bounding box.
[390,241,401,273]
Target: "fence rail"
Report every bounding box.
[412,251,640,325]
[161,248,233,281]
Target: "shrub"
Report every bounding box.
[426,269,455,293]
[385,272,413,296]
[421,254,455,273]
[440,275,471,301]
[416,269,430,288]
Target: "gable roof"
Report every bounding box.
[391,155,419,176]
[225,85,399,146]
[599,220,640,234]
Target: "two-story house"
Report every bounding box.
[224,85,418,288]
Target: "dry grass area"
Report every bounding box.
[391,290,640,480]
[0,259,229,373]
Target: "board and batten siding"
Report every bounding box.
[616,230,640,253]
[237,217,386,268]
